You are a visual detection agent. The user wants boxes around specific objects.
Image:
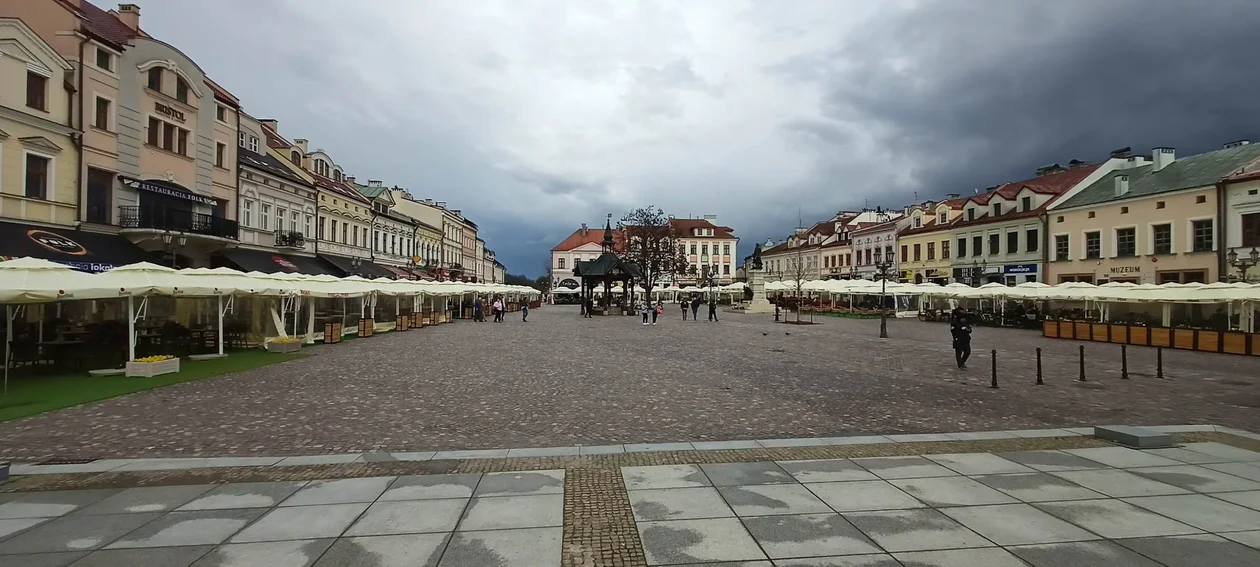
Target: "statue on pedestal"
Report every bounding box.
[745,243,774,313]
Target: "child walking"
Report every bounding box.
[640,301,650,325]
[652,301,662,325]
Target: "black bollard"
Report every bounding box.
[1078,345,1086,381]
[1121,344,1129,379]
[990,349,999,388]
[1035,347,1044,385]
[1156,347,1164,379]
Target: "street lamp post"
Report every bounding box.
[1227,247,1260,282]
[875,252,895,339]
[350,257,363,276]
[160,231,187,268]
[970,259,987,287]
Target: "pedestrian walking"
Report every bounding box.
[493,297,504,322]
[640,300,650,325]
[708,298,719,322]
[690,296,700,321]
[653,301,662,325]
[951,312,972,370]
[681,299,688,321]
[521,301,529,322]
[473,297,484,322]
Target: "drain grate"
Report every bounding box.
[36,457,98,465]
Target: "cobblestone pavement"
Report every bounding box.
[2,306,1259,460]
[2,435,1260,566]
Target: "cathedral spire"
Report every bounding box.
[602,214,615,253]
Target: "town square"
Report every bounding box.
[4,0,1260,566]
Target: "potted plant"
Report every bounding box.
[266,337,302,354]
[125,355,180,377]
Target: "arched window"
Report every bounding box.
[290,150,301,166]
[334,170,342,182]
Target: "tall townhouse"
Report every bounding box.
[550,222,622,291]
[1219,141,1260,282]
[1047,143,1260,285]
[851,211,905,280]
[897,198,966,284]
[949,157,1125,285]
[353,179,421,278]
[218,113,329,274]
[440,206,462,277]
[473,237,486,282]
[671,215,737,285]
[10,2,242,268]
[386,188,447,279]
[460,217,478,281]
[761,225,826,282]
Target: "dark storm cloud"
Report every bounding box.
[782,0,1260,205]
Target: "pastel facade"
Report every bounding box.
[1220,150,1260,282]
[897,199,965,284]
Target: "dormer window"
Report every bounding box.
[939,212,947,224]
[1022,196,1032,211]
[993,203,1002,216]
[290,150,301,165]
[147,68,162,91]
[967,209,976,221]
[175,77,189,103]
[913,216,922,228]
[334,170,342,182]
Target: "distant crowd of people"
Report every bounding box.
[577,294,721,324]
[471,295,528,323]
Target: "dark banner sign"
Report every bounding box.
[119,176,219,206]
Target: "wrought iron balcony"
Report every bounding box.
[275,230,306,248]
[117,206,239,240]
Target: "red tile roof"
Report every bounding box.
[552,226,625,252]
[205,78,239,107]
[80,1,135,49]
[260,123,294,150]
[953,164,1102,229]
[669,218,736,239]
[312,173,369,204]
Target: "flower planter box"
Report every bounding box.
[323,322,343,344]
[411,312,422,328]
[1108,324,1129,344]
[1090,323,1109,342]
[1197,330,1221,353]
[1129,325,1149,346]
[267,341,301,354]
[1042,320,1060,338]
[358,319,375,338]
[125,357,180,378]
[1150,327,1172,348]
[1173,328,1195,350]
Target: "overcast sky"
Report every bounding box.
[139,0,1260,277]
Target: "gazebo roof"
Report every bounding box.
[573,253,643,280]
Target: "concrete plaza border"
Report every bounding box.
[3,424,1244,476]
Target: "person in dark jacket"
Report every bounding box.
[681,299,688,321]
[690,296,701,320]
[707,299,719,322]
[951,312,972,370]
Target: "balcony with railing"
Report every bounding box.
[275,230,306,249]
[118,206,239,240]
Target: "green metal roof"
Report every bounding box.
[1056,143,1260,210]
[353,182,390,200]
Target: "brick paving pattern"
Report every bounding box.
[2,305,1259,460]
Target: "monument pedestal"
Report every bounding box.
[745,268,774,313]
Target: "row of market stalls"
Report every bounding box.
[0,257,541,372]
[550,282,749,302]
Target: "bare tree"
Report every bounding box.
[788,241,813,323]
[619,206,690,302]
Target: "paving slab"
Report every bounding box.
[577,444,626,455]
[7,461,129,475]
[894,547,1029,567]
[107,509,264,548]
[758,437,827,448]
[842,508,992,553]
[1212,490,1260,511]
[344,499,466,536]
[229,503,370,543]
[1116,534,1260,567]
[806,480,925,512]
[0,512,160,554]
[1147,424,1218,433]
[690,440,762,451]
[775,555,900,566]
[700,462,794,486]
[313,533,448,567]
[628,487,734,521]
[177,482,308,511]
[390,452,437,462]
[0,517,49,539]
[886,433,956,443]
[279,477,394,506]
[1034,499,1201,539]
[889,476,1018,507]
[741,512,881,559]
[1145,447,1235,464]
[717,484,832,516]
[1051,469,1190,498]
[997,450,1109,472]
[1093,425,1173,449]
[0,552,85,567]
[77,485,215,515]
[191,539,334,567]
[1179,442,1260,462]
[1220,530,1260,549]
[0,490,120,519]
[439,527,561,567]
[625,442,695,453]
[940,503,1099,545]
[1062,446,1185,468]
[923,453,1034,475]
[472,469,564,497]
[776,459,879,483]
[1123,494,1260,532]
[1204,462,1260,482]
[379,474,481,501]
[457,494,562,531]
[971,472,1107,502]
[1008,540,1164,567]
[69,546,212,567]
[636,517,766,565]
[1128,464,1260,493]
[851,456,958,480]
[429,449,509,460]
[622,465,711,490]
[1008,428,1079,438]
[946,431,1020,441]
[504,446,580,457]
[819,435,894,445]
[274,455,363,467]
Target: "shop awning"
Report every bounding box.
[217,248,339,276]
[0,221,150,273]
[318,254,396,279]
[380,265,414,280]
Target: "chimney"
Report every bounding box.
[1035,163,1065,176]
[368,180,383,187]
[1114,174,1129,197]
[259,119,278,133]
[1110,146,1132,159]
[294,139,308,153]
[703,214,717,223]
[1068,159,1086,169]
[580,223,588,236]
[946,193,961,199]
[1152,147,1175,172]
[1225,140,1251,149]
[116,4,140,31]
[344,176,355,184]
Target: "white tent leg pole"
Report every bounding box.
[127,296,136,362]
[217,295,225,356]
[4,305,11,398]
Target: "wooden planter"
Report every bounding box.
[1150,327,1172,348]
[1173,328,1195,350]
[411,312,422,328]
[323,322,343,344]
[1043,320,1060,338]
[1090,323,1109,342]
[125,358,180,377]
[1253,334,1260,356]
[1129,326,1149,346]
[1108,325,1129,344]
[1041,320,1255,356]
[1197,330,1221,353]
[358,318,375,337]
[266,341,301,354]
[396,315,410,331]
